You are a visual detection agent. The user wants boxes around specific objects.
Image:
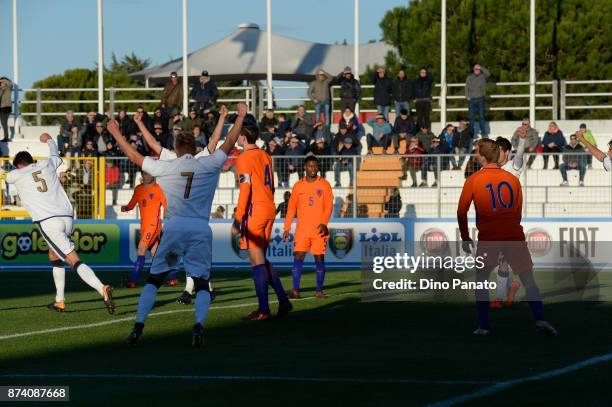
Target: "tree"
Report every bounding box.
[378,0,612,120]
[109,52,152,75]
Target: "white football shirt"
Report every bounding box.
[501,159,523,178]
[6,140,73,222]
[159,147,209,161]
[142,149,227,220]
[604,156,611,172]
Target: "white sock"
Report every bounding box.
[185,276,194,294]
[194,290,211,325]
[75,263,104,296]
[495,272,509,300]
[136,284,158,324]
[53,267,65,302]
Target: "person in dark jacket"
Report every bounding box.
[338,107,361,140]
[373,67,393,121]
[259,108,278,143]
[190,70,219,113]
[457,118,475,168]
[439,124,459,169]
[284,136,307,185]
[393,69,413,116]
[464,140,483,179]
[412,67,434,129]
[308,135,333,176]
[151,107,169,134]
[392,109,416,150]
[117,110,138,139]
[265,137,287,187]
[330,66,361,112]
[334,137,358,187]
[559,133,586,186]
[542,121,566,169]
[276,191,291,218]
[152,123,173,151]
[332,123,359,155]
[385,188,403,218]
[420,136,451,188]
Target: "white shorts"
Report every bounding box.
[36,216,75,261]
[150,217,212,280]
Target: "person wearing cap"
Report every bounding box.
[576,123,596,168]
[330,66,361,112]
[160,72,183,116]
[334,136,358,187]
[366,114,393,154]
[465,63,491,138]
[308,69,333,128]
[412,67,434,129]
[511,117,540,169]
[190,70,219,113]
[308,132,332,176]
[373,67,394,121]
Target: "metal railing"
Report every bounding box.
[560,80,612,119]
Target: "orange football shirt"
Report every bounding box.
[125,183,167,224]
[234,146,276,222]
[284,176,333,236]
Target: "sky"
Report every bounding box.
[0,0,408,89]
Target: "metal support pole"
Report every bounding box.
[182,0,189,115]
[529,0,536,124]
[352,156,357,218]
[97,0,104,114]
[440,0,447,127]
[560,80,566,120]
[552,80,559,120]
[108,87,115,115]
[12,0,19,86]
[266,0,273,109]
[35,88,41,126]
[353,0,360,116]
[436,156,441,217]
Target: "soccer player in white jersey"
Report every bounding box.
[490,132,527,308]
[136,106,228,304]
[5,134,115,313]
[577,133,612,172]
[107,103,246,348]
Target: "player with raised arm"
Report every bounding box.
[136,106,227,304]
[576,133,612,172]
[232,119,293,321]
[489,134,527,308]
[108,103,247,347]
[283,155,333,299]
[121,172,167,288]
[5,134,114,313]
[457,139,557,337]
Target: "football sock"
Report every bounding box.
[75,263,105,296]
[136,284,158,324]
[315,261,325,291]
[266,260,288,303]
[185,276,195,294]
[194,290,212,325]
[291,258,304,290]
[130,255,146,283]
[519,271,545,321]
[495,270,509,299]
[252,264,270,313]
[52,266,65,302]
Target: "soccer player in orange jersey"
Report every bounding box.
[457,139,557,337]
[283,155,333,299]
[121,172,167,287]
[231,123,292,320]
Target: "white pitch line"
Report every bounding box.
[0,293,355,341]
[426,350,612,407]
[0,373,497,386]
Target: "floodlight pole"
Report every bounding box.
[97,0,104,114]
[529,0,536,124]
[266,0,273,109]
[12,0,18,87]
[354,0,360,115]
[182,0,189,115]
[440,0,447,127]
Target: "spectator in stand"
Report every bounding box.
[308,134,332,177]
[103,140,121,158]
[0,76,12,142]
[74,160,95,218]
[560,134,586,187]
[338,107,361,139]
[168,113,184,133]
[542,121,566,169]
[385,188,402,218]
[276,191,291,218]
[334,137,358,187]
[266,137,286,187]
[332,122,359,155]
[160,71,183,116]
[259,108,278,143]
[420,136,451,188]
[373,67,393,120]
[212,206,225,219]
[465,64,491,138]
[291,105,314,141]
[284,135,306,183]
[330,66,361,112]
[416,124,435,152]
[276,113,291,139]
[393,108,416,136]
[135,106,153,132]
[153,123,173,151]
[464,140,482,178]
[577,123,597,168]
[81,111,100,147]
[93,122,112,153]
[393,69,412,116]
[151,107,169,133]
[65,124,83,156]
[393,130,410,155]
[105,160,121,206]
[366,113,393,153]
[80,140,99,158]
[193,125,207,149]
[412,67,434,129]
[456,118,474,168]
[511,117,540,169]
[201,110,219,138]
[439,123,459,169]
[403,135,425,187]
[182,108,203,134]
[117,110,137,138]
[308,69,333,127]
[58,111,82,153]
[339,193,354,218]
[191,70,218,113]
[310,121,331,146]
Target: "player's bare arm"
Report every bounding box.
[107,119,145,167]
[207,105,228,154]
[135,114,162,155]
[576,132,606,162]
[220,102,248,155]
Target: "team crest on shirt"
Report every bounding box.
[316,189,323,197]
[329,228,354,259]
[149,193,154,200]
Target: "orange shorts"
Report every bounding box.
[240,217,274,251]
[140,220,161,249]
[294,230,329,255]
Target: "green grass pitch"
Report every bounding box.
[1,269,611,406]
